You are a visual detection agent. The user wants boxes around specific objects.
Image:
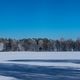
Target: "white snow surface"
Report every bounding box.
[0,52,80,61]
[0,52,80,68]
[0,52,80,80]
[0,75,17,80]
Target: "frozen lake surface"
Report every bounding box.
[0,52,80,80]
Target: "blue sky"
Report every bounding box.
[0,0,80,39]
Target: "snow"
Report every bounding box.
[1,61,80,69]
[0,52,80,79]
[0,52,80,68]
[0,75,17,80]
[0,52,80,61]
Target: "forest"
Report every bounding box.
[0,38,80,51]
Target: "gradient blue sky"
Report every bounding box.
[0,0,80,39]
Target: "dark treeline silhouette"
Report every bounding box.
[0,38,80,51]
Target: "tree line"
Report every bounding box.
[0,38,80,51]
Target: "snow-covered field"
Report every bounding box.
[0,52,80,61]
[0,76,18,80]
[0,52,80,80]
[0,52,80,68]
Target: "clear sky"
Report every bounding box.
[0,0,80,39]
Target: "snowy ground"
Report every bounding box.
[0,52,80,80]
[0,52,80,61]
[0,52,80,67]
[0,75,18,80]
